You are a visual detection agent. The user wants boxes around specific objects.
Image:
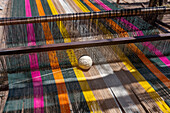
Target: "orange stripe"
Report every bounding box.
[83,0,100,11]
[35,0,71,112]
[83,0,127,37]
[83,0,169,88]
[128,44,170,88]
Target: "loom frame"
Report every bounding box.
[0,33,169,56]
[0,7,169,25]
[0,6,169,56]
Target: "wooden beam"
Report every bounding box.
[0,33,169,56]
[0,7,169,25]
[117,0,120,4]
[141,3,146,8]
[155,23,170,33]
[156,19,170,29]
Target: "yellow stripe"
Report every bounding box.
[73,0,170,112]
[116,48,170,112]
[73,0,90,12]
[47,0,102,112]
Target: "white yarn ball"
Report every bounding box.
[78,55,93,70]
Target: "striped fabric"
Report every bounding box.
[2,0,170,113]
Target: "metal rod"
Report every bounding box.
[0,7,169,25]
[0,33,169,56]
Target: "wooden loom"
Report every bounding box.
[0,7,169,55]
[0,0,170,113]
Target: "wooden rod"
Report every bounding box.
[0,33,169,56]
[155,23,170,33]
[0,7,169,25]
[156,19,170,29]
[117,0,120,4]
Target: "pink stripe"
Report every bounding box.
[25,0,44,112]
[93,0,170,67]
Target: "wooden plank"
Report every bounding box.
[0,33,169,56]
[0,7,169,25]
[101,46,162,112]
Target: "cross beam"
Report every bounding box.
[0,7,169,25]
[0,33,169,56]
